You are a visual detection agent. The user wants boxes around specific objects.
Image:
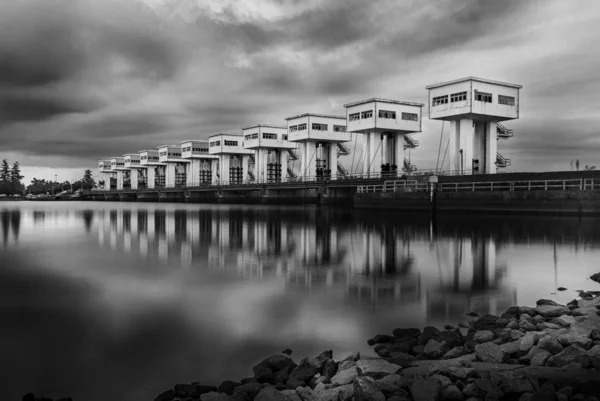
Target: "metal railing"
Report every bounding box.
[497,123,514,139]
[404,135,419,148]
[337,161,349,176]
[287,149,299,160]
[438,179,600,192]
[496,152,511,168]
[337,142,350,155]
[357,180,428,194]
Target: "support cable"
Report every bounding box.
[367,138,383,176]
[350,132,358,174]
[440,137,451,173]
[435,121,445,174]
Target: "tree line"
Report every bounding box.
[0,159,96,196]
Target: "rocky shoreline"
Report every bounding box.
[23,287,600,401]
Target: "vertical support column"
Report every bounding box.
[116,171,124,190]
[485,122,498,174]
[299,143,307,181]
[130,169,139,190]
[304,142,316,179]
[368,132,380,177]
[381,133,388,166]
[279,150,288,182]
[329,143,337,181]
[211,159,219,184]
[449,121,460,173]
[242,155,250,182]
[363,133,371,176]
[186,160,197,186]
[395,133,405,173]
[147,166,156,188]
[222,155,231,184]
[165,163,176,187]
[459,119,475,175]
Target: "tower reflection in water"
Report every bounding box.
[89,207,521,315]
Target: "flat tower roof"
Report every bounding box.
[343,98,424,108]
[242,124,287,130]
[139,149,159,153]
[157,144,178,148]
[285,113,346,121]
[179,139,208,144]
[425,76,523,90]
[210,132,243,137]
[123,153,140,156]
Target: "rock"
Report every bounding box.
[410,377,442,401]
[318,384,353,401]
[337,360,356,372]
[466,311,479,317]
[442,385,465,401]
[201,392,234,401]
[537,299,560,306]
[591,330,600,341]
[232,383,263,401]
[530,381,556,401]
[289,359,320,382]
[459,322,469,328]
[474,330,495,343]
[281,349,293,356]
[493,373,534,394]
[444,346,468,360]
[537,336,563,355]
[439,330,463,348]
[295,387,319,401]
[461,383,484,399]
[555,315,576,327]
[253,355,298,383]
[590,273,600,283]
[530,350,551,366]
[557,333,593,349]
[356,358,401,378]
[520,306,537,316]
[330,367,358,386]
[255,387,287,401]
[547,344,591,367]
[218,381,241,396]
[279,390,302,401]
[430,374,452,388]
[388,351,417,366]
[520,320,538,332]
[445,325,455,330]
[501,306,521,320]
[375,341,415,357]
[445,367,478,381]
[558,287,567,291]
[520,332,538,352]
[321,360,337,379]
[340,352,360,362]
[500,340,521,355]
[367,334,396,345]
[536,305,570,318]
[511,330,525,340]
[538,322,561,330]
[418,326,442,345]
[472,315,501,331]
[285,378,305,389]
[475,342,505,363]
[423,339,449,359]
[354,376,385,401]
[154,390,175,401]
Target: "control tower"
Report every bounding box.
[157,145,186,187]
[426,77,522,174]
[208,133,254,184]
[242,124,297,183]
[139,150,163,189]
[97,160,114,190]
[285,113,352,181]
[110,157,128,190]
[124,153,143,189]
[344,98,423,177]
[180,140,219,186]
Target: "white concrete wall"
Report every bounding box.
[116,171,124,190]
[299,142,317,179]
[165,163,176,187]
[471,82,519,120]
[130,169,139,190]
[428,81,472,120]
[346,102,422,133]
[485,122,498,174]
[287,116,350,143]
[279,151,288,182]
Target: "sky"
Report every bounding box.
[1,0,600,184]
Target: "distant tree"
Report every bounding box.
[0,159,9,183]
[82,169,96,189]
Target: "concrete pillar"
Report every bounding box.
[382,133,388,165]
[242,155,250,182]
[368,132,381,177]
[363,133,370,176]
[485,122,498,174]
[459,119,475,174]
[130,169,139,190]
[449,121,459,173]
[211,159,219,184]
[147,167,155,189]
[165,163,176,187]
[329,143,337,180]
[279,151,288,182]
[187,159,198,186]
[303,142,316,179]
[221,155,231,184]
[395,133,405,172]
[116,171,124,190]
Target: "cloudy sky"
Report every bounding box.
[1,0,600,184]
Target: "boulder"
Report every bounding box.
[555,315,576,327]
[546,344,591,368]
[285,378,305,390]
[535,305,570,318]
[154,390,175,401]
[442,385,465,401]
[474,330,495,343]
[354,376,385,401]
[461,382,484,399]
[232,383,262,401]
[475,342,505,364]
[337,360,356,372]
[530,350,551,366]
[418,326,442,346]
[254,355,298,383]
[472,315,501,331]
[201,392,234,401]
[376,374,410,391]
[537,336,563,355]
[507,320,520,330]
[388,351,417,366]
[321,360,338,379]
[439,331,463,348]
[367,334,396,345]
[356,358,401,378]
[279,390,302,401]
[317,384,353,401]
[295,387,319,401]
[330,367,358,386]
[423,339,449,359]
[444,367,478,381]
[501,306,521,320]
[590,272,600,283]
[557,333,593,349]
[537,299,560,306]
[520,320,538,332]
[289,358,320,382]
[520,306,537,317]
[255,387,287,401]
[520,333,537,352]
[500,340,521,356]
[590,329,600,341]
[340,352,361,362]
[511,330,525,340]
[410,377,442,401]
[443,346,468,360]
[218,381,241,396]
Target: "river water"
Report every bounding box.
[1,201,599,401]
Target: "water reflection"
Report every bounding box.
[1,209,21,245]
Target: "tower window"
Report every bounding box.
[401,112,418,121]
[475,91,492,103]
[349,113,360,121]
[378,110,396,119]
[263,133,277,139]
[333,125,346,132]
[297,123,307,131]
[312,123,328,131]
[450,91,467,102]
[361,110,373,119]
[498,95,515,106]
[432,95,448,106]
